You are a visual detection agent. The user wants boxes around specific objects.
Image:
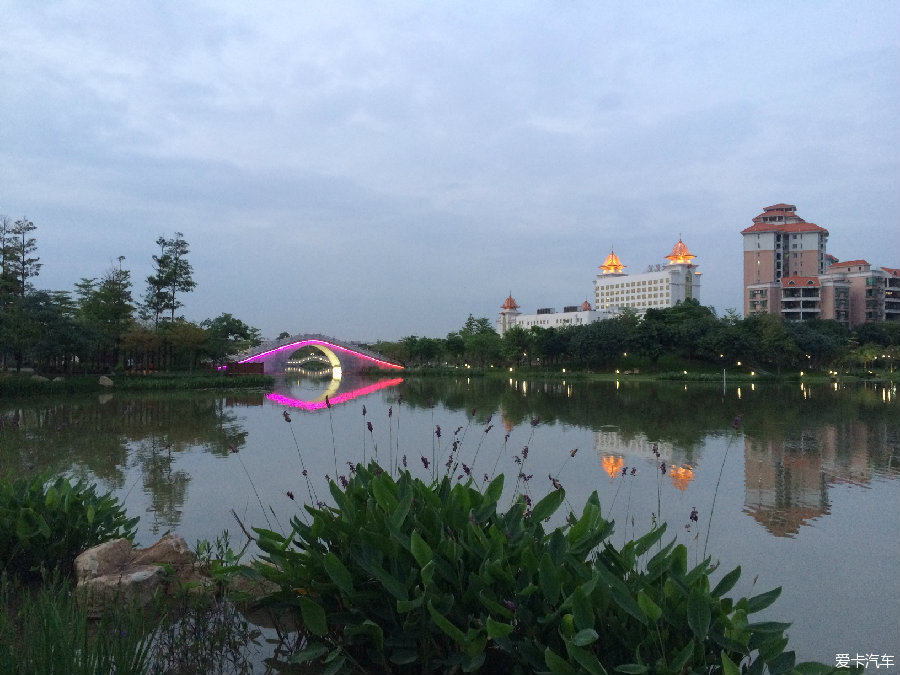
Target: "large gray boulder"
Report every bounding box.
[75,533,204,617]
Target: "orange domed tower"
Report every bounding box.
[665,238,697,266]
[497,292,521,336]
[599,250,626,275]
[501,294,519,311]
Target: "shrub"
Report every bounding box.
[252,463,832,674]
[0,473,138,578]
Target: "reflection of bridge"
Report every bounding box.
[235,334,404,376]
[269,378,404,410]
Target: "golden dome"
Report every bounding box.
[599,251,626,274]
[665,239,696,265]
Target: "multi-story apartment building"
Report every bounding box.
[742,203,898,327]
[742,203,829,316]
[498,239,701,336]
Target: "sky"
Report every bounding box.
[2,2,898,342]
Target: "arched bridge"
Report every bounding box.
[234,334,403,376]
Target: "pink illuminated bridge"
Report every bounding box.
[234,333,404,375]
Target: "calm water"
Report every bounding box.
[1,375,898,666]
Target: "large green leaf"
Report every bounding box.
[687,586,711,640]
[371,474,398,513]
[291,642,328,663]
[567,643,609,675]
[427,599,466,645]
[571,585,594,631]
[721,651,741,675]
[298,595,327,636]
[410,530,433,569]
[711,565,742,597]
[746,586,781,613]
[354,553,409,600]
[323,552,355,595]
[544,646,579,674]
[539,552,561,605]
[572,628,599,647]
[532,487,565,522]
[636,589,662,622]
[486,617,514,638]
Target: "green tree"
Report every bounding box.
[75,260,135,371]
[164,319,208,372]
[5,217,41,299]
[201,313,263,366]
[444,332,465,365]
[500,325,530,364]
[460,314,495,337]
[142,233,196,328]
[0,215,17,310]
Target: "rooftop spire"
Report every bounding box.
[665,238,696,265]
[599,250,626,274]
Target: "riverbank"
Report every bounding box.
[0,372,274,397]
[397,363,896,384]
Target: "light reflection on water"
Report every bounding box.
[1,376,897,665]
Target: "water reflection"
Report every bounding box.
[2,377,897,663]
[268,376,403,410]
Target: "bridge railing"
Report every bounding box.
[231,333,402,367]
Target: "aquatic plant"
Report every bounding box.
[0,473,138,578]
[251,462,830,674]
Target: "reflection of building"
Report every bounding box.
[742,419,889,537]
[497,238,702,336]
[743,436,829,537]
[593,431,697,489]
[668,465,694,491]
[742,203,899,326]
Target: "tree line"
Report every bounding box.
[375,301,900,375]
[0,215,263,374]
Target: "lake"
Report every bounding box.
[1,374,897,668]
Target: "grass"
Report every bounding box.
[0,534,263,675]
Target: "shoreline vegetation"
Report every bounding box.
[0,462,855,674]
[0,372,275,397]
[1,364,895,401]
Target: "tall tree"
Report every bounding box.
[7,217,41,298]
[142,233,196,327]
[0,215,17,308]
[76,259,135,370]
[162,232,196,322]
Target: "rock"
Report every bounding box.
[75,538,134,583]
[75,533,202,617]
[53,376,65,382]
[98,375,114,387]
[30,374,49,382]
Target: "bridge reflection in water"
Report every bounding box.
[268,377,404,411]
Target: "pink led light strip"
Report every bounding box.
[238,339,403,370]
[267,378,404,410]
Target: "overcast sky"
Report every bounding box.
[2,2,898,341]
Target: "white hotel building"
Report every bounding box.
[498,239,702,336]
